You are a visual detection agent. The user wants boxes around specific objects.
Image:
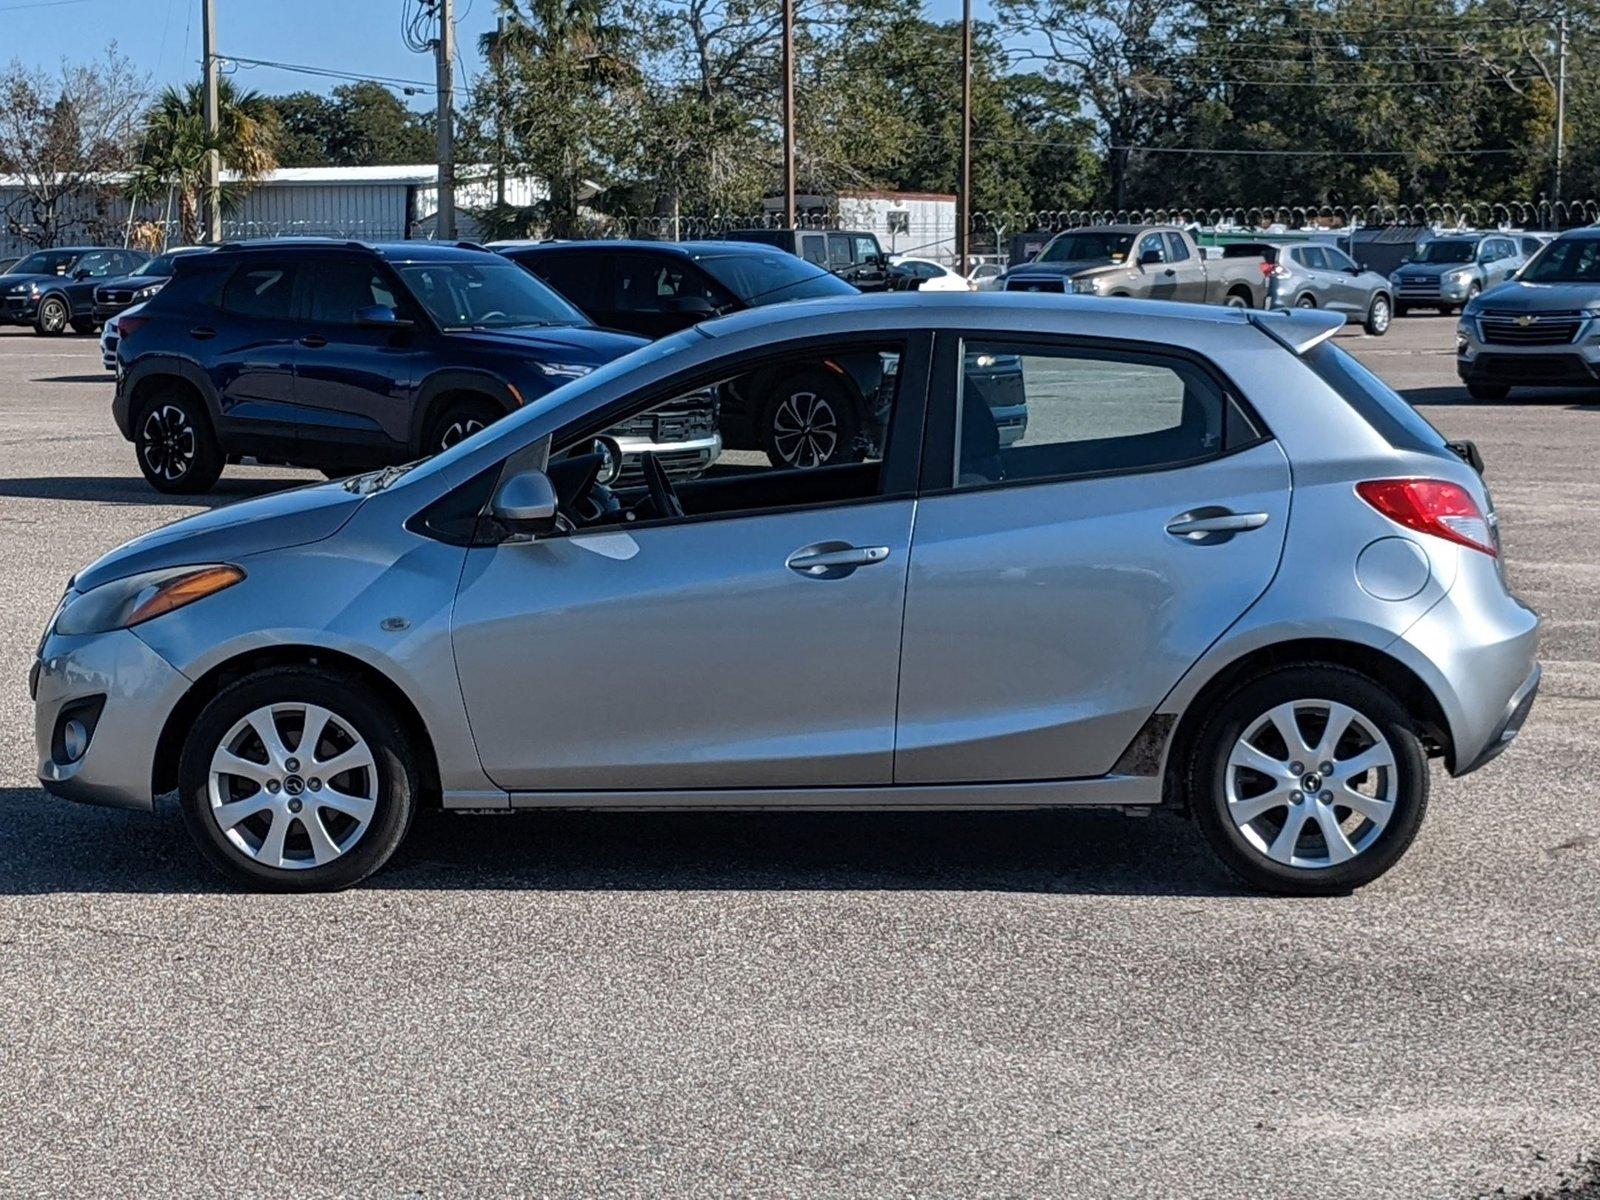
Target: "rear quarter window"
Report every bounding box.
[1302,341,1449,455]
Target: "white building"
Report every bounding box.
[760,190,959,262]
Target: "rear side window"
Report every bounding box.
[220,264,297,319]
[1163,232,1191,262]
[1302,341,1449,454]
[522,251,604,310]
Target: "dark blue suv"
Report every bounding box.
[113,240,656,493]
[2,246,150,335]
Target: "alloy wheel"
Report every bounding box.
[207,702,378,870]
[39,298,67,332]
[139,404,198,483]
[437,416,485,451]
[1224,699,1397,869]
[1370,297,1391,333]
[771,390,839,468]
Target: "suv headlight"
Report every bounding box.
[1070,277,1099,294]
[131,282,164,302]
[53,564,244,637]
[536,362,594,381]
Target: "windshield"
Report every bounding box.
[13,250,81,276]
[133,251,199,276]
[1036,231,1137,264]
[1518,238,1600,284]
[397,261,589,330]
[696,252,857,306]
[1413,241,1476,265]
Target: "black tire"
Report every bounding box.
[1363,293,1392,336]
[758,371,863,469]
[1294,293,1317,309]
[424,395,501,455]
[33,294,69,335]
[177,666,419,892]
[1223,289,1252,310]
[134,385,225,494]
[70,318,99,335]
[1186,664,1429,896]
[1467,382,1511,401]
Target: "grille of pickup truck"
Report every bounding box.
[1479,312,1584,346]
[1003,277,1065,293]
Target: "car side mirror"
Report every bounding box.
[1138,249,1163,267]
[355,303,413,329]
[72,269,92,280]
[491,467,560,535]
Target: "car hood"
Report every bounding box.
[94,273,162,293]
[2,272,64,291]
[445,324,647,361]
[72,479,367,593]
[1395,261,1472,278]
[1001,259,1108,280]
[1470,279,1600,312]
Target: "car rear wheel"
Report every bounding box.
[426,396,500,455]
[759,373,863,470]
[135,387,225,494]
[1294,294,1317,309]
[1187,665,1428,895]
[1224,289,1252,310]
[34,295,69,335]
[178,667,418,891]
[1467,382,1511,401]
[1364,293,1392,336]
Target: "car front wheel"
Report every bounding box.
[426,396,500,455]
[1187,665,1428,895]
[135,388,225,493]
[1364,294,1392,336]
[178,667,418,891]
[34,295,69,335]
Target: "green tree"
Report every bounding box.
[127,78,279,245]
[266,83,434,167]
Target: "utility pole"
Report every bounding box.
[956,0,972,273]
[493,14,507,209]
[1554,7,1568,207]
[781,0,796,228]
[434,0,457,240]
[202,0,221,243]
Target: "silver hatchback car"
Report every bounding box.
[34,295,1540,894]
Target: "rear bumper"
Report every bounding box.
[1456,664,1540,775]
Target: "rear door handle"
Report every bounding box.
[189,326,216,340]
[786,543,891,577]
[1165,510,1270,539]
[299,335,327,348]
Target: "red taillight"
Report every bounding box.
[1356,478,1496,557]
[1260,261,1288,278]
[117,314,151,339]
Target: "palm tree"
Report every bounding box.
[127,79,279,245]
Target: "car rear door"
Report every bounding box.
[1164,233,1209,302]
[894,333,1291,784]
[204,258,303,452]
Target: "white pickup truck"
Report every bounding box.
[998,225,1270,308]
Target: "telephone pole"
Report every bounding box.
[781,0,796,228]
[434,0,457,240]
[1554,7,1568,206]
[956,0,972,273]
[202,0,221,243]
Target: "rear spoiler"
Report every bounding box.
[1247,308,1344,355]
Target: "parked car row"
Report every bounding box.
[2,245,152,334]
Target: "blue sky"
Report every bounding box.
[3,0,986,112]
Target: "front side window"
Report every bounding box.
[1136,235,1167,265]
[397,260,586,330]
[852,235,881,263]
[547,341,909,532]
[954,341,1238,487]
[1325,247,1357,271]
[220,264,298,319]
[73,251,117,278]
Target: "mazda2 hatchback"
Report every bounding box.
[35,295,1540,894]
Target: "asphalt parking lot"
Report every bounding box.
[1,315,1596,1199]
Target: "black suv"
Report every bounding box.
[114,240,671,493]
[497,239,896,468]
[2,246,151,334]
[720,227,891,291]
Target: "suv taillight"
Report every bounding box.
[1261,260,1288,278]
[1356,478,1496,557]
[118,314,150,339]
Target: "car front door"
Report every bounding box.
[204,259,303,453]
[851,234,889,291]
[450,333,931,792]
[1321,245,1366,313]
[894,334,1291,784]
[290,255,424,458]
[1135,233,1177,300]
[1164,233,1208,302]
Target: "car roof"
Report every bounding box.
[209,238,502,263]
[498,239,797,259]
[1555,227,1600,241]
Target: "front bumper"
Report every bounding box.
[613,431,722,482]
[1456,320,1600,388]
[34,627,191,811]
[2,296,40,323]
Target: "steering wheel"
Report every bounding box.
[477,310,509,324]
[641,452,684,520]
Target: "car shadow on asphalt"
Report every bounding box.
[0,475,303,507]
[33,374,117,384]
[0,787,1251,897]
[1402,385,1600,410]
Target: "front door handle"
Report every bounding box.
[786,542,891,577]
[299,335,327,348]
[1166,510,1270,541]
[188,326,216,340]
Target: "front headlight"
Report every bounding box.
[131,282,163,302]
[536,362,594,381]
[53,564,244,637]
[1388,272,1403,286]
[1448,269,1474,285]
[1581,306,1600,319]
[1070,277,1099,294]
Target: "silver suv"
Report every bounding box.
[34,295,1540,895]
[1264,242,1394,335]
[1390,233,1525,315]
